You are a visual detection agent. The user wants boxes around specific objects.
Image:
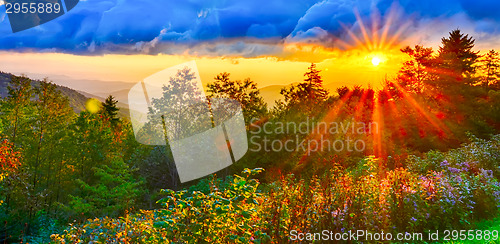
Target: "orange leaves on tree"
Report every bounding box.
[0,139,21,173]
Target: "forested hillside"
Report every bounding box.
[0,29,499,243]
[0,72,91,113]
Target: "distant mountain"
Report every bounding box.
[259,85,285,107]
[0,72,130,117]
[0,72,89,112]
[257,81,347,108]
[78,89,130,118]
[324,81,349,94]
[18,72,135,95]
[95,88,130,105]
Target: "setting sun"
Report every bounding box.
[371,56,381,66]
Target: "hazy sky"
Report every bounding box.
[1,0,500,89]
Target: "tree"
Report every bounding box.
[25,79,74,217]
[280,63,329,109]
[143,66,211,143]
[478,49,500,88]
[137,67,212,186]
[66,157,142,220]
[1,75,34,145]
[437,29,479,85]
[71,111,114,183]
[207,72,267,122]
[101,95,120,126]
[397,45,435,93]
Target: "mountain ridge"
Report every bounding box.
[0,71,130,117]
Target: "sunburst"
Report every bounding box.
[333,6,413,68]
[294,7,456,162]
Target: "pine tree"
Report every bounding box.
[437,29,479,85]
[302,63,328,102]
[101,95,120,126]
[478,49,500,88]
[67,157,142,219]
[280,63,329,109]
[146,66,211,141]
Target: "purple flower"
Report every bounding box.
[440,160,449,168]
[449,167,460,174]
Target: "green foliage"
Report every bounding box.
[101,95,120,126]
[139,66,211,143]
[51,135,500,243]
[0,75,144,241]
[437,29,480,85]
[2,29,500,243]
[66,157,143,219]
[52,168,270,243]
[207,72,268,122]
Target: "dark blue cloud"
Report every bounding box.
[0,0,499,55]
[459,0,500,21]
[376,0,462,18]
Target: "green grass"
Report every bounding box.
[440,216,500,244]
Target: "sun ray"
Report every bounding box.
[296,90,355,165]
[383,21,411,50]
[371,94,385,158]
[332,35,355,50]
[391,82,455,140]
[354,9,374,51]
[352,89,371,120]
[371,10,381,50]
[378,7,396,50]
[340,22,369,52]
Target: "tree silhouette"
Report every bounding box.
[280,63,329,110]
[478,49,500,88]
[437,29,479,85]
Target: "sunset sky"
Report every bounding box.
[1,0,500,90]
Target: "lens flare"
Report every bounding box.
[85,98,101,113]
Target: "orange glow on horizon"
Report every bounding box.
[0,47,406,92]
[0,8,416,94]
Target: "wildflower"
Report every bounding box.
[448,167,460,174]
[440,160,449,168]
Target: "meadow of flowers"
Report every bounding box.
[51,134,500,243]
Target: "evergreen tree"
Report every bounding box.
[101,95,120,126]
[280,63,329,110]
[478,49,500,88]
[67,157,142,220]
[437,29,479,85]
[143,66,211,142]
[303,63,328,100]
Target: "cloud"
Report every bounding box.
[1,0,500,56]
